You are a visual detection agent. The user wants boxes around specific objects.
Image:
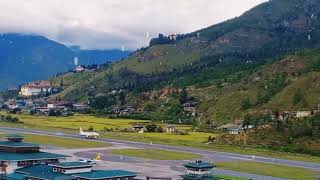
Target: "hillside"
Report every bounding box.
[52,0,320,124]
[0,33,130,89]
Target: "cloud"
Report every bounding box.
[0,0,267,50]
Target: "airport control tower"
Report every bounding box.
[181,160,215,180]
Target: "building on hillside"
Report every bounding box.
[183,101,197,116]
[0,135,68,174]
[19,81,53,97]
[296,111,312,118]
[228,128,241,135]
[165,125,176,133]
[112,106,134,116]
[75,65,85,73]
[279,111,296,121]
[132,125,145,133]
[217,123,242,135]
[73,103,91,113]
[181,160,215,180]
[168,34,177,41]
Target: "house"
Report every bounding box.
[19,81,53,97]
[296,111,312,118]
[165,125,176,133]
[112,106,134,116]
[279,111,296,121]
[75,65,85,72]
[132,125,144,133]
[218,123,242,135]
[228,128,241,135]
[73,103,91,113]
[33,107,50,116]
[183,101,197,116]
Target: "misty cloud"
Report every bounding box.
[0,0,267,50]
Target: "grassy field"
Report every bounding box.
[109,148,201,160]
[215,161,319,180]
[0,133,108,148]
[0,112,191,132]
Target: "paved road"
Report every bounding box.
[0,126,319,171]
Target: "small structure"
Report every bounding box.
[181,160,215,180]
[112,106,134,116]
[165,125,176,133]
[132,125,144,133]
[228,128,241,135]
[75,65,85,73]
[279,111,296,121]
[183,101,197,116]
[296,111,312,118]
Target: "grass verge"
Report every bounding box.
[213,175,249,180]
[0,133,108,148]
[109,148,201,160]
[215,161,319,180]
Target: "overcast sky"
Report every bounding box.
[0,0,267,50]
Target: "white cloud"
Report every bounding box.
[0,0,267,50]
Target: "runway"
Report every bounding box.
[0,127,318,169]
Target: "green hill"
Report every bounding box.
[52,0,320,125]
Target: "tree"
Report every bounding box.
[156,126,163,133]
[118,91,126,105]
[241,98,251,109]
[146,123,157,132]
[292,89,304,106]
[179,87,188,104]
[60,78,64,87]
[88,126,94,132]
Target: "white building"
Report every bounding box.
[296,111,312,118]
[19,81,52,97]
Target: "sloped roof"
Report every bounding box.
[72,170,137,179]
[0,151,68,161]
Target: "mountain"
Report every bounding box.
[53,0,320,124]
[0,33,130,89]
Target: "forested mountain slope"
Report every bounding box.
[52,0,320,124]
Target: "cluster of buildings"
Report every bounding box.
[0,98,90,117]
[111,106,135,116]
[19,81,59,97]
[219,106,320,135]
[0,135,138,180]
[131,124,177,134]
[0,135,217,180]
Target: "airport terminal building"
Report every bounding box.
[0,135,138,180]
[0,135,67,174]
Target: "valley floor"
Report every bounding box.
[1,130,317,180]
[0,111,320,164]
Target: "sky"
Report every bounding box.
[0,0,267,50]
